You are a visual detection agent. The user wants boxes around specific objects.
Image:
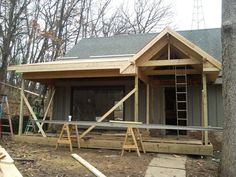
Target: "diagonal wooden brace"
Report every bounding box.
[80,88,137,139]
[22,93,47,137]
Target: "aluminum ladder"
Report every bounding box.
[175,66,188,136]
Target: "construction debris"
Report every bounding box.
[0,147,23,177]
[71,153,106,177]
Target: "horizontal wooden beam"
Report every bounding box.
[139,59,201,67]
[144,69,200,75]
[203,68,220,73]
[8,60,129,73]
[13,135,214,156]
[23,69,129,80]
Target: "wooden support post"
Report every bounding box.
[146,84,150,124]
[202,74,209,145]
[22,93,47,137]
[134,74,139,122]
[80,88,136,139]
[18,79,24,135]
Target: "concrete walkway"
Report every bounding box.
[145,154,186,177]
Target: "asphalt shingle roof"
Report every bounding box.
[65,28,221,62]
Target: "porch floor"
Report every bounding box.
[13,132,213,156]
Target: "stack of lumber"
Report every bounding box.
[0,146,23,177]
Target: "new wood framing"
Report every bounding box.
[8,27,222,151]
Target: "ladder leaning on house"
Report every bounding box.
[0,94,14,137]
[174,66,188,136]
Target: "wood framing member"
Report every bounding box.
[0,81,42,97]
[80,88,137,139]
[22,93,47,137]
[40,88,55,128]
[18,79,24,135]
[146,84,150,124]
[138,59,201,67]
[14,135,214,156]
[134,73,139,122]
[144,69,200,75]
[202,74,209,145]
[71,154,106,177]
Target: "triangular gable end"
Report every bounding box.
[121,27,222,80]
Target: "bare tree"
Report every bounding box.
[0,0,30,92]
[221,0,236,176]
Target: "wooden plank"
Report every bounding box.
[0,148,23,177]
[202,74,209,145]
[134,74,139,122]
[71,154,106,177]
[22,69,128,80]
[146,84,150,124]
[13,135,213,156]
[139,59,201,67]
[80,88,137,139]
[22,93,47,137]
[144,69,200,75]
[40,88,55,128]
[9,60,128,73]
[109,120,142,124]
[18,79,24,135]
[0,82,42,97]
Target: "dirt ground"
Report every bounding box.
[1,138,220,177]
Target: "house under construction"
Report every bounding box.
[8,27,223,156]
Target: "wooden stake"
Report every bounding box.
[80,88,136,139]
[18,79,24,135]
[202,74,209,145]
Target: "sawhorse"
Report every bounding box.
[55,123,80,152]
[121,126,146,157]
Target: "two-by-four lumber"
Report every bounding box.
[18,79,24,135]
[71,154,106,177]
[22,93,46,137]
[202,74,209,145]
[138,59,201,67]
[40,88,55,129]
[80,88,137,139]
[144,69,199,75]
[0,81,42,97]
[146,84,150,125]
[134,74,139,122]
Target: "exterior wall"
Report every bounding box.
[187,84,223,127]
[52,78,223,127]
[53,77,135,121]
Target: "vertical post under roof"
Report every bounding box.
[134,69,139,122]
[146,84,150,124]
[202,74,209,145]
[18,78,24,135]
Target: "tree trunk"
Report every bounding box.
[221,0,236,176]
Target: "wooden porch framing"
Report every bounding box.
[9,27,222,152]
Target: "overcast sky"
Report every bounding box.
[171,0,222,30]
[113,0,222,31]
